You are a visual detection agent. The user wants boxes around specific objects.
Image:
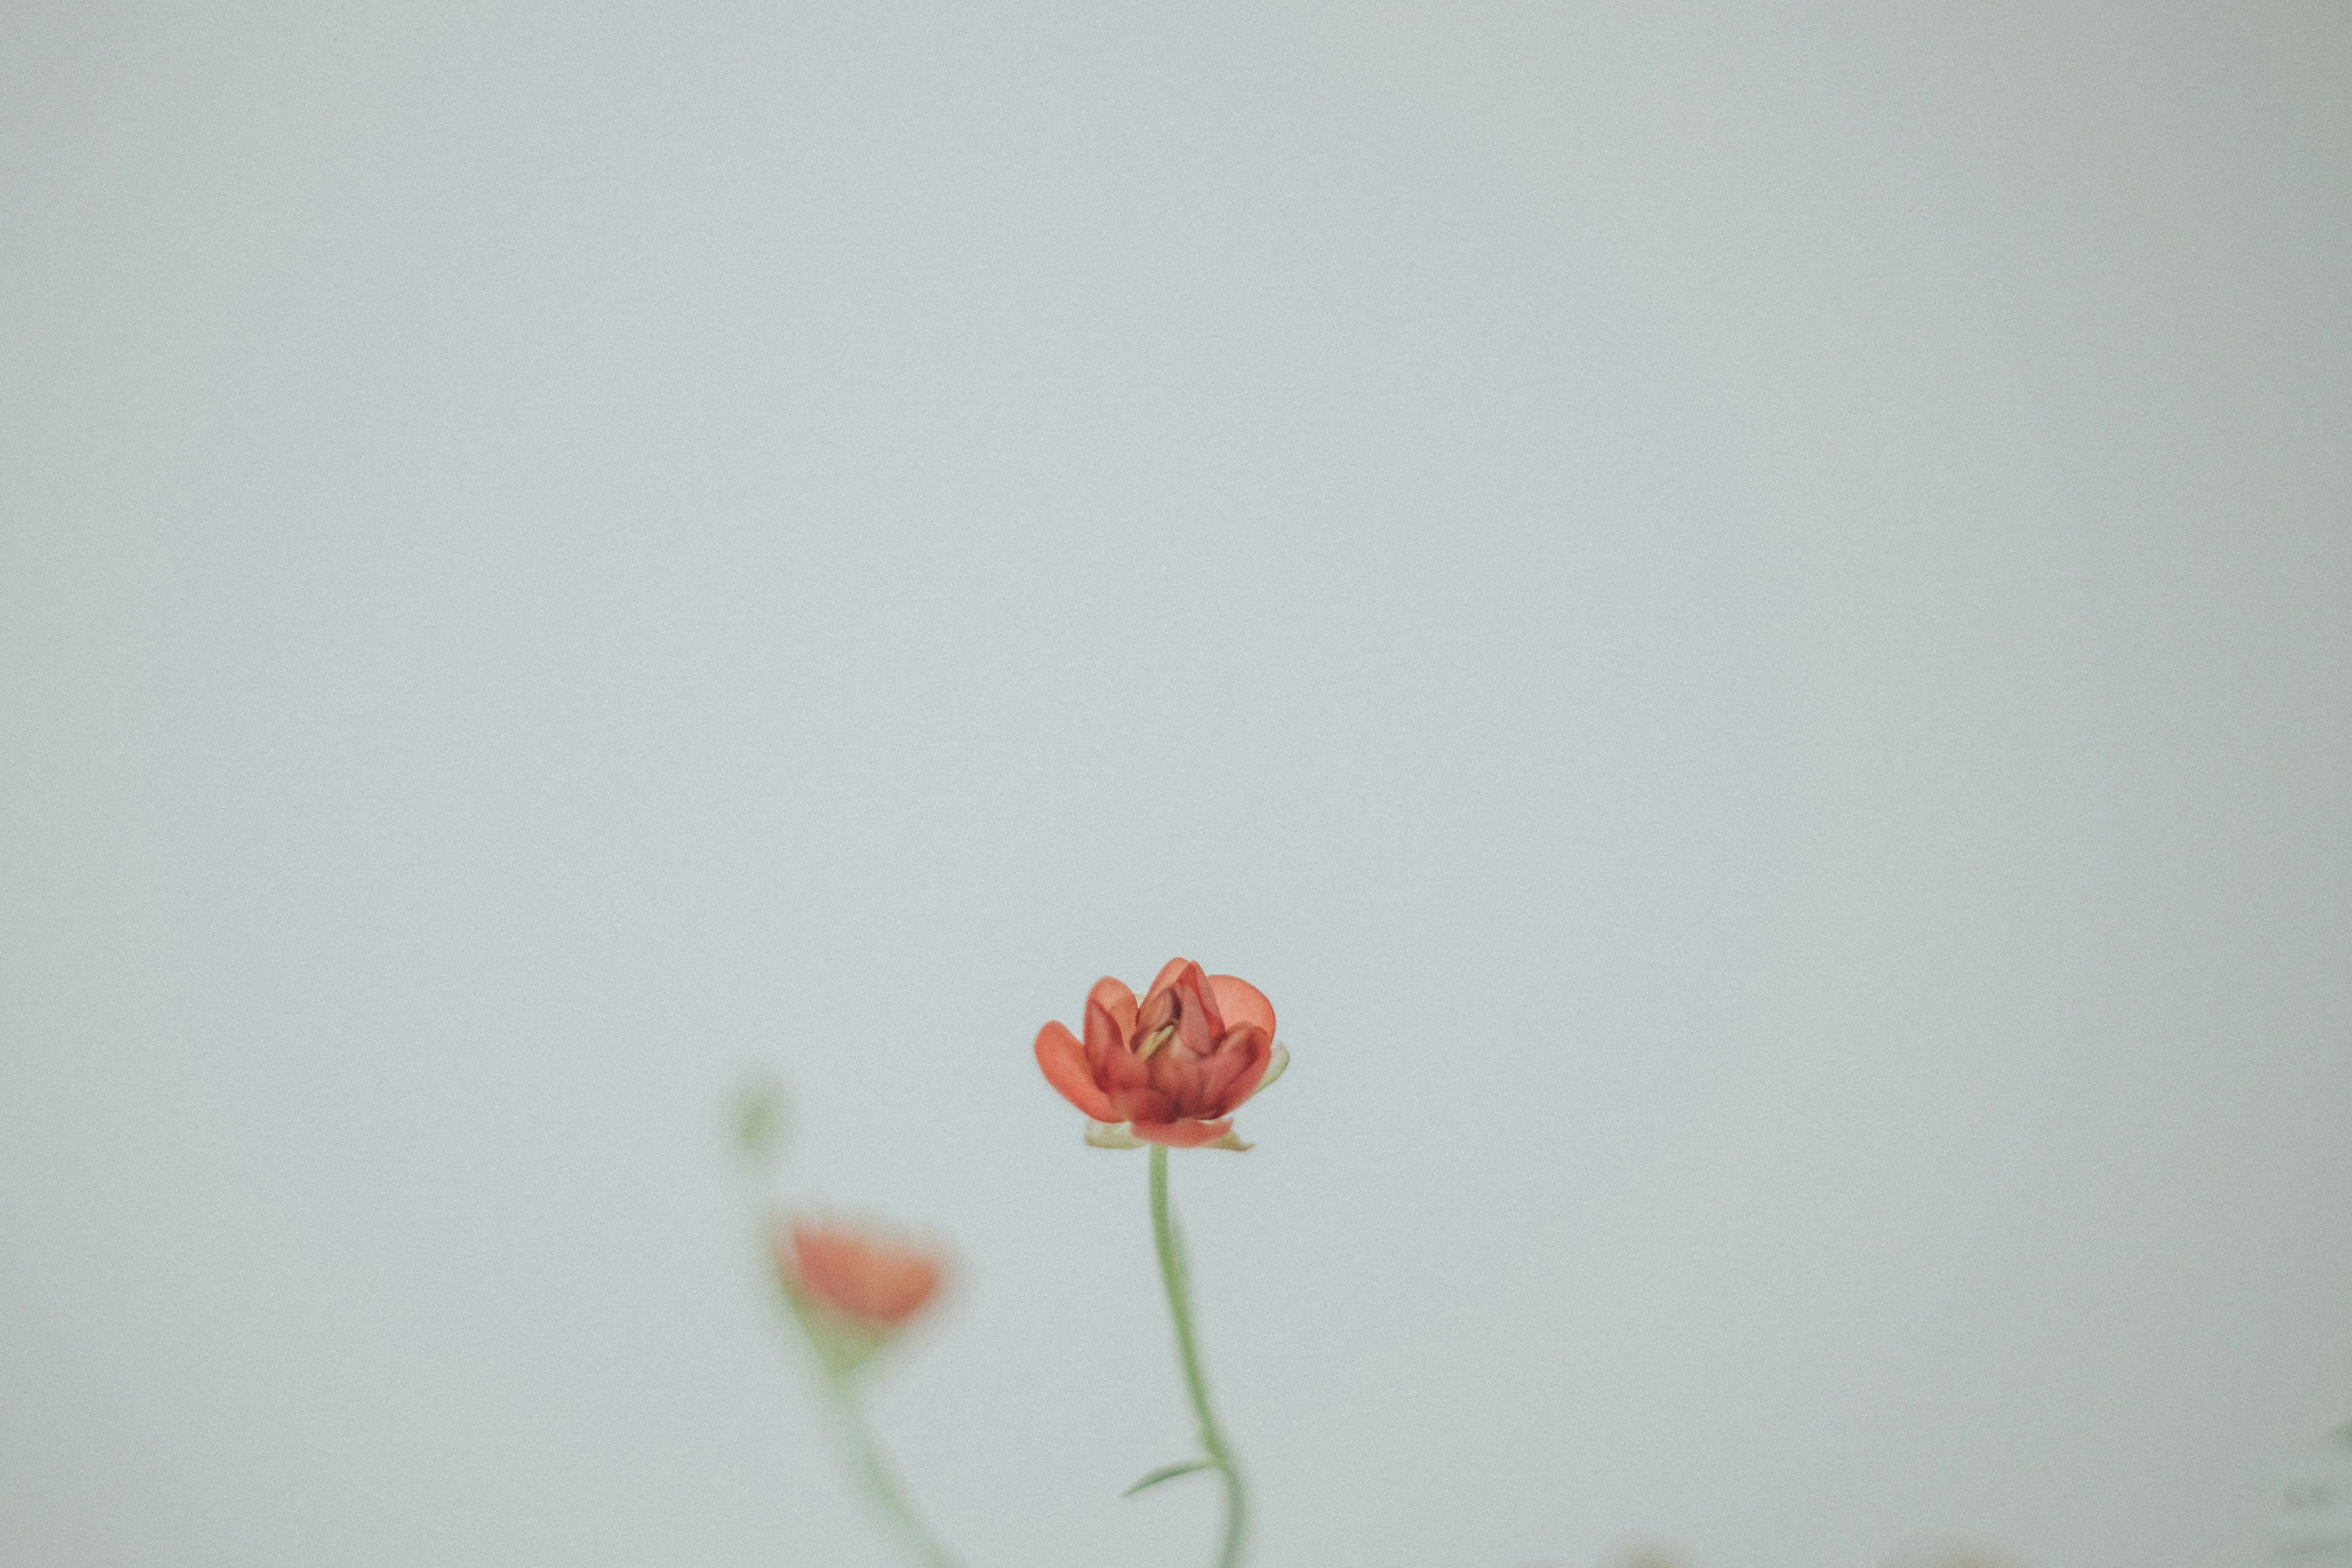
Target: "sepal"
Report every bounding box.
[780,1276,889,1379]
[1084,1120,1142,1149]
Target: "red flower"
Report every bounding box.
[1034,958,1289,1150]
[778,1218,946,1330]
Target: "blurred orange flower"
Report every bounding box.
[778,1219,946,1331]
[1035,958,1287,1150]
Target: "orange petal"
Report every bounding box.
[1140,957,1193,1008]
[1035,1021,1117,1121]
[788,1219,946,1326]
[1207,974,1275,1044]
[1086,976,1138,1042]
[1130,1117,1237,1149]
[1083,995,1131,1075]
[1242,1040,1289,1102]
[1145,1040,1209,1116]
[1199,1024,1272,1114]
[1168,963,1222,1055]
[1110,1084,1175,1126]
[1091,1012,1152,1095]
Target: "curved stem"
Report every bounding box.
[1150,1142,1250,1568]
[818,1365,961,1568]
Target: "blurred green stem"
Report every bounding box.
[1150,1142,1249,1568]
[816,1362,960,1568]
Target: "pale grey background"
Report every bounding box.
[3,4,2348,1567]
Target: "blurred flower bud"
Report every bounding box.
[773,1216,949,1379]
[733,1072,790,1163]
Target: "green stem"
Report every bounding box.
[1150,1142,1250,1568]
[818,1365,961,1568]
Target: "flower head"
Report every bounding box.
[1034,958,1289,1150]
[777,1218,946,1332]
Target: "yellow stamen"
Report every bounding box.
[1134,1023,1177,1061]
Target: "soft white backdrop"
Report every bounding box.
[4,4,2348,1567]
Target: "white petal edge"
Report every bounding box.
[1242,1040,1288,1102]
[1085,1120,1142,1149]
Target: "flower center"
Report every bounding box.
[1133,1023,1179,1061]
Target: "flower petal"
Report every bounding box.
[1242,1039,1289,1102]
[1090,1003,1152,1094]
[1141,957,1193,1006]
[1145,1041,1210,1118]
[1167,963,1223,1055]
[1110,1084,1175,1126]
[1199,1024,1270,1113]
[1083,995,1132,1074]
[1086,976,1138,1042]
[786,1218,946,1327]
[1129,1117,1237,1149]
[1035,1021,1117,1121]
[1084,1120,1141,1149]
[1207,974,1275,1044]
